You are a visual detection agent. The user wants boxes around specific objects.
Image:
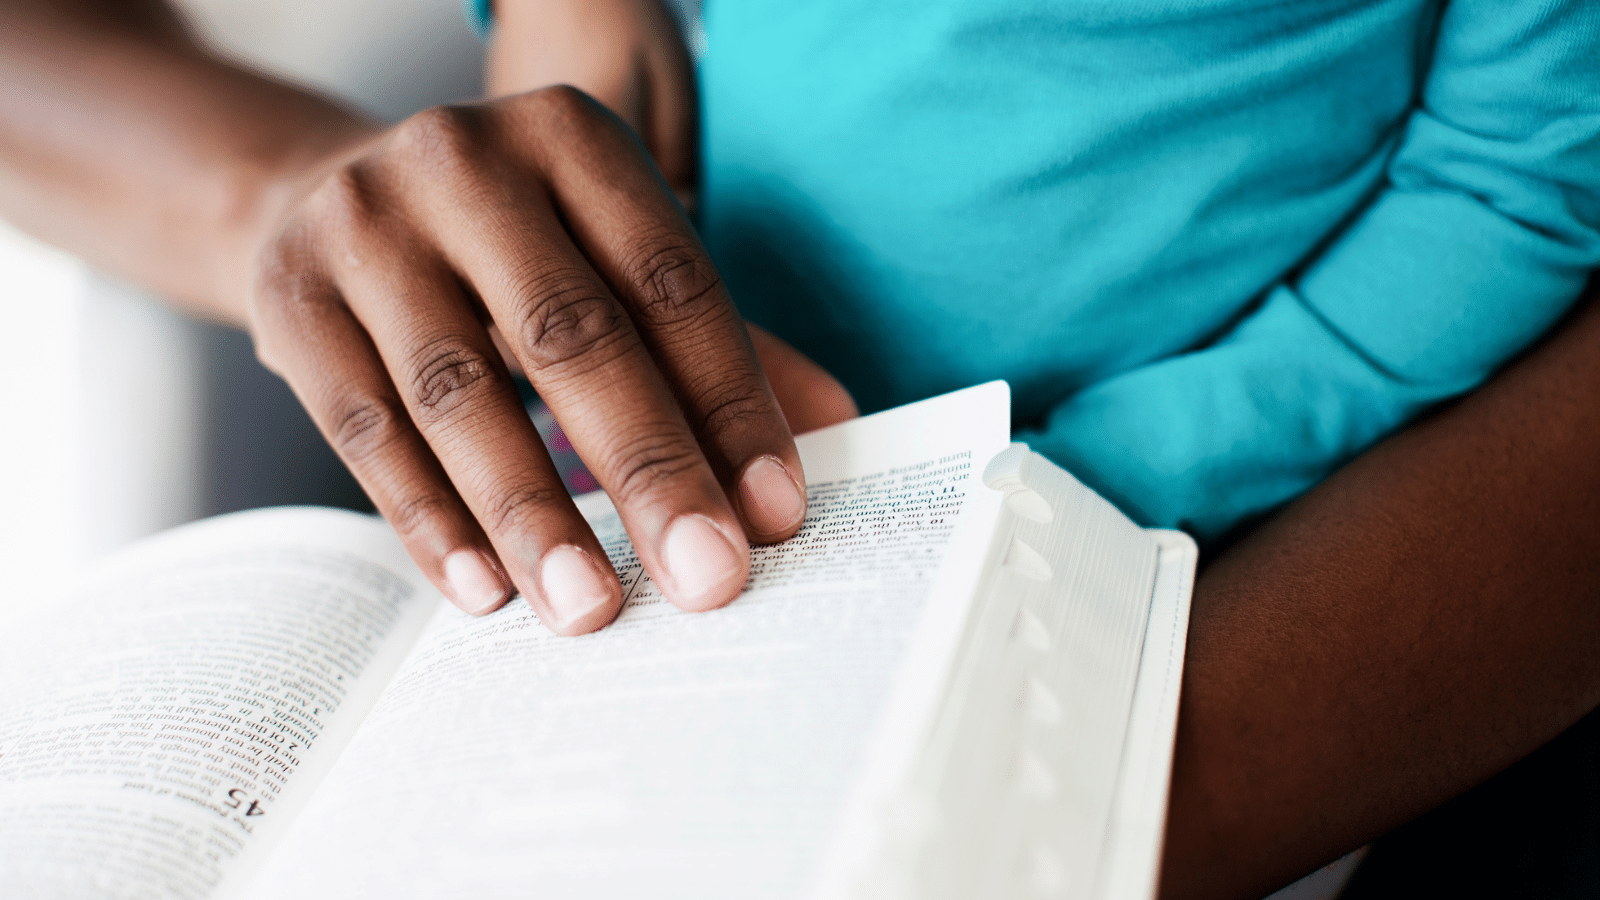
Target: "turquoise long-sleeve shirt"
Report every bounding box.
[700,0,1600,538]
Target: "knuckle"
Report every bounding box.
[251,332,289,378]
[524,84,617,147]
[248,234,326,375]
[513,273,629,371]
[625,236,726,326]
[530,84,597,121]
[396,104,484,172]
[305,164,384,235]
[329,393,409,465]
[602,435,705,507]
[691,372,774,436]
[482,482,564,536]
[407,338,501,421]
[385,492,455,540]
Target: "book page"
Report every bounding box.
[0,509,438,900]
[245,383,1013,900]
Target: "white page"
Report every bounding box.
[0,509,438,900]
[246,383,1013,900]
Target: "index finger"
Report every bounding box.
[512,88,810,545]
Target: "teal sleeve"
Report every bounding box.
[463,0,493,37]
[1019,0,1600,539]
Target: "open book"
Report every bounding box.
[0,382,1195,900]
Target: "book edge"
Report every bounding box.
[1095,529,1198,900]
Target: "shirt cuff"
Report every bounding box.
[463,0,493,38]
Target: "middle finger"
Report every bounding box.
[425,173,753,614]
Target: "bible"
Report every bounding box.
[0,381,1196,900]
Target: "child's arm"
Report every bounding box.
[1021,0,1600,539]
[484,0,698,208]
[1161,279,1600,900]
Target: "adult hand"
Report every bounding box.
[250,88,807,634]
[487,0,697,208]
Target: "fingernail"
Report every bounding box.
[661,514,746,610]
[444,548,509,615]
[738,455,806,537]
[539,545,617,630]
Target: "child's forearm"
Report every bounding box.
[0,0,378,324]
[1161,281,1600,900]
[484,0,697,203]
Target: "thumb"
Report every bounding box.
[747,322,859,435]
